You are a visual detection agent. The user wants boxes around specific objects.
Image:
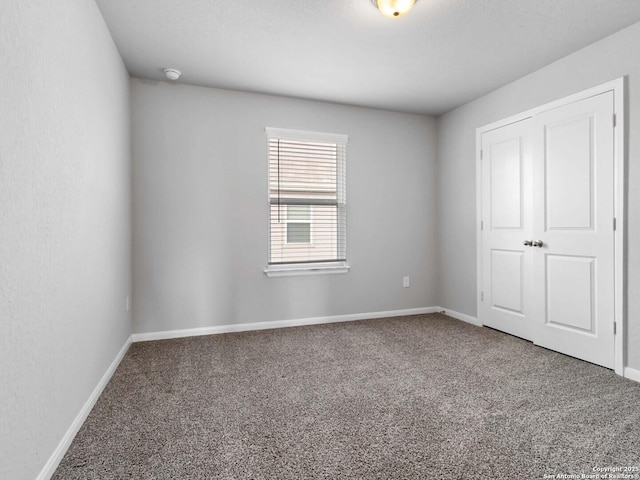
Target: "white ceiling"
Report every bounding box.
[95,0,640,115]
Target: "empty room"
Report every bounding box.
[3,0,640,478]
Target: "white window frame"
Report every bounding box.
[264,127,349,277]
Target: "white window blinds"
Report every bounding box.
[266,128,347,265]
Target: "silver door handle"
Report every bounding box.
[532,240,544,248]
[523,240,532,246]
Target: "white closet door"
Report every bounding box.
[530,91,615,368]
[480,119,533,341]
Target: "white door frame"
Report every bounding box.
[476,77,626,376]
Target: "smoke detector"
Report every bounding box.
[163,68,181,81]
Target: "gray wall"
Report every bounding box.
[437,21,640,369]
[131,79,438,334]
[0,1,131,478]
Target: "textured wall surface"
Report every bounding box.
[0,1,131,478]
[437,21,640,369]
[131,80,438,334]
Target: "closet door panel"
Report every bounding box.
[479,119,533,341]
[531,91,615,369]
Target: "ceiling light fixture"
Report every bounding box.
[371,0,417,18]
[163,68,181,81]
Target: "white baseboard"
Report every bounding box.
[131,307,442,342]
[624,366,640,383]
[37,336,132,480]
[435,306,482,327]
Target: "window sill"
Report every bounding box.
[264,262,350,278]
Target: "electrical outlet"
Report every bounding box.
[125,295,131,312]
[403,276,410,288]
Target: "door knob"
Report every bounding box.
[532,240,544,248]
[523,240,532,247]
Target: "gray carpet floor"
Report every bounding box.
[53,314,640,479]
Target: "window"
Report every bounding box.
[265,127,348,276]
[286,205,311,244]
